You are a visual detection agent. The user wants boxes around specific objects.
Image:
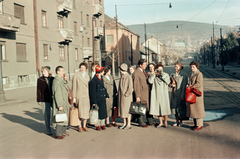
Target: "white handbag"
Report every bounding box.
[55,113,68,122]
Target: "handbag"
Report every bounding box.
[89,106,98,125]
[67,85,73,105]
[55,113,68,122]
[191,88,202,96]
[185,87,196,103]
[69,107,79,126]
[129,102,147,115]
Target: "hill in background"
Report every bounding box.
[127,21,238,49]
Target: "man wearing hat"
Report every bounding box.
[89,65,109,130]
[118,63,133,130]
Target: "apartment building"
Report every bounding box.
[0,0,104,90]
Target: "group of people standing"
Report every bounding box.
[37,59,205,139]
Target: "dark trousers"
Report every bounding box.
[138,111,155,126]
[41,102,52,133]
[56,125,67,136]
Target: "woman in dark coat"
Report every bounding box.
[186,61,205,131]
[169,62,188,127]
[37,66,54,135]
[89,65,109,131]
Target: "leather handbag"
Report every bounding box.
[191,88,202,96]
[69,107,79,126]
[67,85,73,105]
[185,87,196,103]
[55,113,68,122]
[129,102,147,115]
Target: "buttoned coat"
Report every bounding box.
[170,71,188,114]
[72,72,90,119]
[89,75,109,119]
[148,72,171,116]
[52,76,70,126]
[118,73,133,118]
[37,76,54,103]
[186,70,205,118]
[132,68,149,110]
[103,75,117,117]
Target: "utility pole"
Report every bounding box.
[212,22,215,68]
[144,23,147,62]
[0,47,6,102]
[115,5,120,76]
[92,17,95,62]
[220,28,224,71]
[148,41,150,64]
[204,47,205,65]
[33,0,40,77]
[131,34,133,65]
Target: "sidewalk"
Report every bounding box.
[204,64,240,79]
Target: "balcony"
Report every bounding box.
[0,13,20,32]
[83,47,93,59]
[94,50,101,61]
[93,4,103,17]
[94,27,103,39]
[57,0,72,15]
[58,29,73,44]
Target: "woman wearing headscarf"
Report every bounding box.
[118,63,133,130]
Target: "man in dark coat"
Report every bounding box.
[132,59,155,127]
[89,65,109,131]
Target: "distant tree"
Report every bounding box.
[222,32,239,63]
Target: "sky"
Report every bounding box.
[104,0,240,26]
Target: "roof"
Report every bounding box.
[104,14,139,37]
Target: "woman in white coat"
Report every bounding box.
[149,63,171,128]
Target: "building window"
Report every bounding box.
[107,35,114,44]
[100,20,103,27]
[73,0,76,9]
[59,46,65,60]
[43,44,48,60]
[18,75,28,84]
[75,48,78,61]
[58,16,64,29]
[86,14,89,26]
[0,1,3,13]
[74,21,77,34]
[42,10,47,27]
[0,42,6,60]
[14,3,25,24]
[87,38,90,47]
[82,36,84,47]
[81,12,83,24]
[2,77,8,85]
[16,43,27,62]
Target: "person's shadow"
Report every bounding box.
[1,113,46,134]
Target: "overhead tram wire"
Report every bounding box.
[216,0,230,23]
[180,0,217,26]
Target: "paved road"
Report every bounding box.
[0,59,240,158]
